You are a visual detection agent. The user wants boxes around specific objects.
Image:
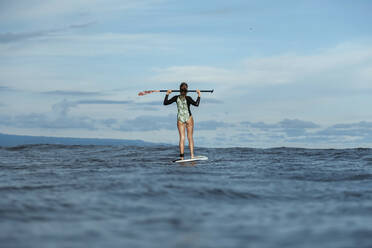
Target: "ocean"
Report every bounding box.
[1,144,372,248]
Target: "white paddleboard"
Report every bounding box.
[173,155,208,163]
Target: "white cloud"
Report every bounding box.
[2,100,372,148]
[0,22,95,43]
[151,65,234,84]
[0,32,218,58]
[150,42,372,88]
[0,0,165,22]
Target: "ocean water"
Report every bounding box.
[1,144,372,248]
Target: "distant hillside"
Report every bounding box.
[0,133,161,147]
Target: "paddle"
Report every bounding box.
[138,89,214,96]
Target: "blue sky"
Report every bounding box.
[1,0,372,148]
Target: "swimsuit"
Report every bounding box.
[163,95,200,123]
[176,96,190,123]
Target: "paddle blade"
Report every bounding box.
[138,90,157,96]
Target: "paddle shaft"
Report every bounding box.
[138,89,213,96]
[159,90,214,93]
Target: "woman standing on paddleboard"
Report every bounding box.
[163,82,201,160]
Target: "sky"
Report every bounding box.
[1,0,372,148]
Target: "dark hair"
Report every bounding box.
[179,82,188,96]
[179,82,188,90]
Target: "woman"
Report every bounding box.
[163,82,201,160]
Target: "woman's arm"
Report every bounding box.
[187,89,201,106]
[187,96,200,106]
[163,93,178,105]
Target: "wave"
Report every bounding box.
[193,187,260,200]
[1,143,371,151]
[290,173,372,182]
[1,144,91,151]
[0,184,56,191]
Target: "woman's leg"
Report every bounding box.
[177,121,186,159]
[186,116,195,158]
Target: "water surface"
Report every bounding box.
[1,145,372,248]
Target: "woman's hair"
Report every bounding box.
[180,82,188,95]
[179,82,188,90]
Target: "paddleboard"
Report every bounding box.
[173,155,208,163]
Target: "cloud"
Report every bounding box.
[51,99,133,117]
[151,66,235,84]
[128,103,162,112]
[279,119,319,129]
[0,113,97,130]
[198,6,242,16]
[0,86,18,92]
[197,120,234,130]
[78,100,133,105]
[315,121,372,138]
[100,118,118,128]
[0,1,162,21]
[236,119,372,146]
[0,32,183,57]
[0,99,147,131]
[229,119,372,147]
[0,112,173,132]
[52,100,78,117]
[113,115,234,132]
[0,22,95,43]
[42,90,104,97]
[242,119,319,129]
[332,122,372,129]
[0,30,53,44]
[201,98,224,104]
[241,119,320,138]
[241,121,277,129]
[115,115,233,132]
[0,98,132,130]
[117,114,175,131]
[150,43,372,89]
[135,100,163,106]
[68,22,96,29]
[2,102,372,147]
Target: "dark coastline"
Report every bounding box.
[0,132,161,147]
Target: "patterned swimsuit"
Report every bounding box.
[163,94,200,123]
[176,96,190,123]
